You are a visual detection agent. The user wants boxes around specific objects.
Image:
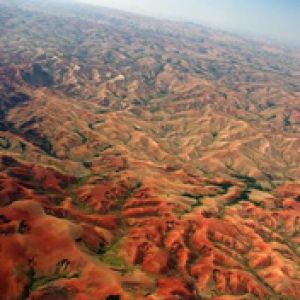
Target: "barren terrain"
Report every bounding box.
[0,1,299,299]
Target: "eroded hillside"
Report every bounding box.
[0,1,299,299]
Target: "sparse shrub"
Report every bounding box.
[83,161,92,168]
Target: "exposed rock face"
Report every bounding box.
[0,1,300,299]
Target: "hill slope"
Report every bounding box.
[0,1,299,299]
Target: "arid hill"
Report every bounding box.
[0,1,299,299]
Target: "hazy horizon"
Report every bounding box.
[76,0,300,46]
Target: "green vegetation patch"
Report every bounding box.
[97,239,132,272]
[0,137,11,149]
[232,174,265,190]
[181,193,203,208]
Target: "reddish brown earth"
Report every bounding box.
[1,155,299,299]
[0,1,300,299]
